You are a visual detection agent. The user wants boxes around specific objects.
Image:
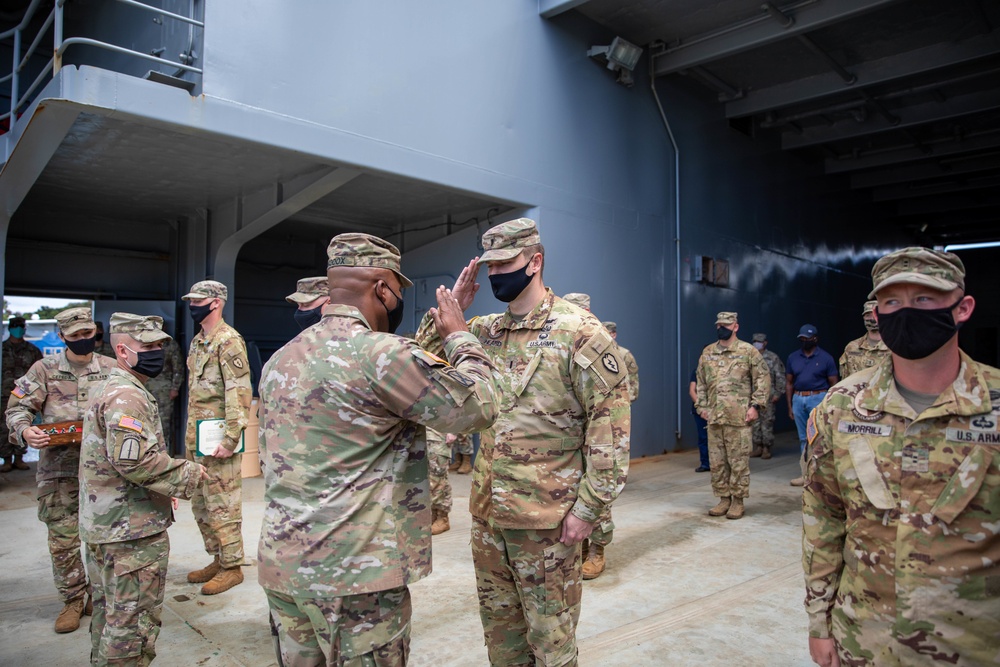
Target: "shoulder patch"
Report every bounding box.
[221,345,251,378]
[11,385,25,398]
[411,348,449,367]
[575,328,627,395]
[117,435,141,462]
[806,411,818,446]
[118,416,144,433]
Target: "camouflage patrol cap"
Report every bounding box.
[55,307,95,335]
[326,233,413,288]
[862,300,878,316]
[286,276,329,304]
[110,312,171,343]
[8,316,26,327]
[751,333,767,343]
[563,293,591,310]
[602,321,617,333]
[476,218,541,265]
[716,311,738,325]
[868,247,965,299]
[182,280,228,301]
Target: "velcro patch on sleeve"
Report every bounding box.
[222,345,251,378]
[574,328,627,395]
[11,386,25,398]
[117,435,142,462]
[806,411,819,446]
[411,348,450,368]
[118,416,144,433]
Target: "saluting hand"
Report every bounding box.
[430,287,468,340]
[451,258,481,311]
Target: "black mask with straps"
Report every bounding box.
[379,283,405,334]
[876,297,964,360]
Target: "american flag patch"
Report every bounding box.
[11,386,25,398]
[118,416,144,433]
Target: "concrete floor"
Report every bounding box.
[0,432,813,666]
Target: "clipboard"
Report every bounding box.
[195,418,245,456]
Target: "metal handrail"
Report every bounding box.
[1,0,202,131]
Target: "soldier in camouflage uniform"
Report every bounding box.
[92,321,115,359]
[80,313,207,667]
[5,307,116,633]
[448,432,474,473]
[418,219,631,666]
[257,233,498,666]
[1,316,42,472]
[181,280,252,595]
[838,300,889,380]
[144,336,184,453]
[287,275,330,330]
[804,247,1000,667]
[427,428,454,535]
[749,333,785,460]
[695,312,770,520]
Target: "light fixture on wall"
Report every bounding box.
[588,36,643,87]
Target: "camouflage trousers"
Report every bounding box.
[589,510,614,548]
[186,451,244,567]
[750,401,776,447]
[86,531,169,667]
[428,453,452,514]
[472,516,582,667]
[452,434,474,457]
[265,586,411,667]
[37,477,88,602]
[707,424,751,499]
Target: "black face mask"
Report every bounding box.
[65,336,96,356]
[379,284,405,334]
[95,334,104,343]
[876,298,963,360]
[801,339,817,352]
[293,306,323,331]
[125,346,165,379]
[189,302,213,326]
[489,263,534,303]
[716,326,734,341]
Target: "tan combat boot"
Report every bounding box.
[582,544,606,580]
[708,497,731,516]
[457,454,472,474]
[750,444,762,458]
[54,597,86,633]
[761,446,772,460]
[726,497,745,520]
[790,477,805,487]
[201,566,244,595]
[448,457,462,472]
[0,458,11,473]
[12,454,29,470]
[431,509,450,535]
[187,556,221,584]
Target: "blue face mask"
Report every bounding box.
[8,326,25,338]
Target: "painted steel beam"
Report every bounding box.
[850,154,1000,188]
[727,29,1000,118]
[539,0,591,19]
[872,173,1000,201]
[652,0,898,76]
[826,131,1000,173]
[896,190,1000,215]
[783,87,1000,149]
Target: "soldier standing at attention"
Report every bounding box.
[803,247,999,667]
[1,315,42,472]
[749,333,785,460]
[181,280,252,595]
[838,300,889,380]
[144,334,185,453]
[257,233,498,666]
[286,276,329,330]
[5,307,116,633]
[80,313,207,667]
[447,432,474,474]
[695,312,770,520]
[428,428,455,535]
[417,219,631,666]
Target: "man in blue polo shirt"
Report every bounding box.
[785,324,837,486]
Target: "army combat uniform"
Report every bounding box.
[5,329,116,612]
[427,427,454,533]
[751,340,785,455]
[80,314,204,667]
[1,333,42,466]
[145,337,184,452]
[803,353,1000,666]
[258,233,498,667]
[417,284,631,666]
[696,318,770,512]
[184,314,252,571]
[839,334,889,380]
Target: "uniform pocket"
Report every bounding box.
[541,543,581,616]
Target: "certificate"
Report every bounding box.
[195,418,245,456]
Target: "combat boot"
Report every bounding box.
[790,477,805,487]
[12,454,29,470]
[84,593,93,616]
[0,458,11,473]
[448,457,462,472]
[201,566,243,595]
[54,596,86,633]
[187,556,221,584]
[761,446,772,460]
[726,497,745,520]
[431,509,450,535]
[457,454,472,474]
[708,497,731,516]
[750,444,763,458]
[582,544,606,580]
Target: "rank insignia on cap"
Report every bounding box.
[11,386,25,398]
[602,353,619,374]
[118,436,141,462]
[118,416,144,433]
